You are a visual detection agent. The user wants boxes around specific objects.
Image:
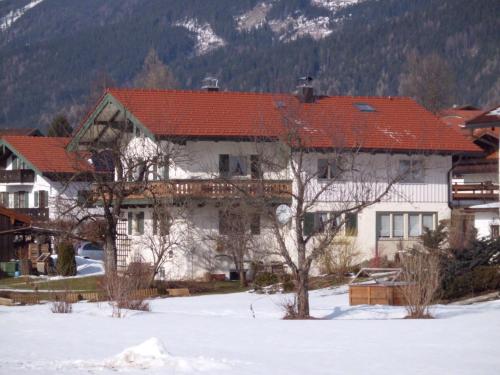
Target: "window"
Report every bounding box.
[345,213,358,236]
[219,211,244,235]
[317,159,342,179]
[491,225,499,239]
[304,212,341,236]
[153,212,171,236]
[378,213,391,238]
[219,155,249,178]
[18,191,29,209]
[377,212,436,239]
[0,192,9,208]
[354,103,375,112]
[127,211,145,235]
[38,190,48,208]
[392,214,404,238]
[408,214,420,237]
[153,158,169,181]
[399,160,424,183]
[34,191,39,208]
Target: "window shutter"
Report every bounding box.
[23,192,29,208]
[152,212,158,235]
[219,155,229,177]
[346,213,358,236]
[34,191,39,208]
[127,212,133,235]
[39,190,48,208]
[250,214,260,235]
[137,212,145,235]
[303,212,315,236]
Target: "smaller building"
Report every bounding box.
[0,136,91,221]
[0,206,32,261]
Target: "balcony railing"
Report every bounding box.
[94,179,293,203]
[15,208,49,221]
[452,182,499,201]
[0,169,35,184]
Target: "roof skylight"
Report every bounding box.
[354,103,375,112]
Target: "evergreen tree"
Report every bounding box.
[133,48,178,89]
[47,115,73,137]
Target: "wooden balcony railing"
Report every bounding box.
[14,208,49,221]
[99,179,293,202]
[452,182,499,201]
[0,169,35,183]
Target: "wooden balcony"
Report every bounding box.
[452,183,499,201]
[117,179,293,203]
[0,169,35,184]
[14,208,49,221]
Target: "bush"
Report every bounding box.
[51,300,73,314]
[253,272,279,289]
[441,266,500,300]
[56,242,77,276]
[280,274,295,292]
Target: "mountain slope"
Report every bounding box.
[0,0,498,129]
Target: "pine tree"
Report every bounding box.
[47,115,73,137]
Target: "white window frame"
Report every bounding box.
[377,212,436,239]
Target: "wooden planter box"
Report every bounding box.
[349,284,408,306]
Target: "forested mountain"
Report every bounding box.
[0,0,498,129]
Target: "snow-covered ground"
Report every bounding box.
[1,286,499,374]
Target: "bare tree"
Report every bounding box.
[133,48,178,89]
[63,110,185,275]
[399,247,440,319]
[251,104,405,318]
[399,51,455,113]
[138,196,192,284]
[208,201,264,287]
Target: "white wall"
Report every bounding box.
[473,211,500,239]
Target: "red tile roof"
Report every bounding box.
[100,88,480,153]
[439,108,484,128]
[1,136,90,174]
[0,128,43,137]
[467,105,500,127]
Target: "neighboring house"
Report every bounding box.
[461,106,500,239]
[0,128,43,138]
[0,136,90,221]
[70,87,479,280]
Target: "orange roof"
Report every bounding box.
[439,108,483,128]
[1,136,90,174]
[487,150,499,160]
[93,88,480,153]
[467,106,500,127]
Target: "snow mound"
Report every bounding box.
[105,338,232,372]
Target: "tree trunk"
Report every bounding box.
[296,269,310,318]
[239,264,247,287]
[104,231,118,274]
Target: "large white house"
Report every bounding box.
[71,86,480,280]
[0,136,89,221]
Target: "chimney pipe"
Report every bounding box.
[201,76,219,92]
[297,76,315,103]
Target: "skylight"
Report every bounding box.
[354,103,375,112]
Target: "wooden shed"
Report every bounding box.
[0,206,32,261]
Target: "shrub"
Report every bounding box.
[56,241,77,276]
[51,300,73,314]
[280,274,295,292]
[318,237,360,275]
[441,266,500,300]
[253,272,279,289]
